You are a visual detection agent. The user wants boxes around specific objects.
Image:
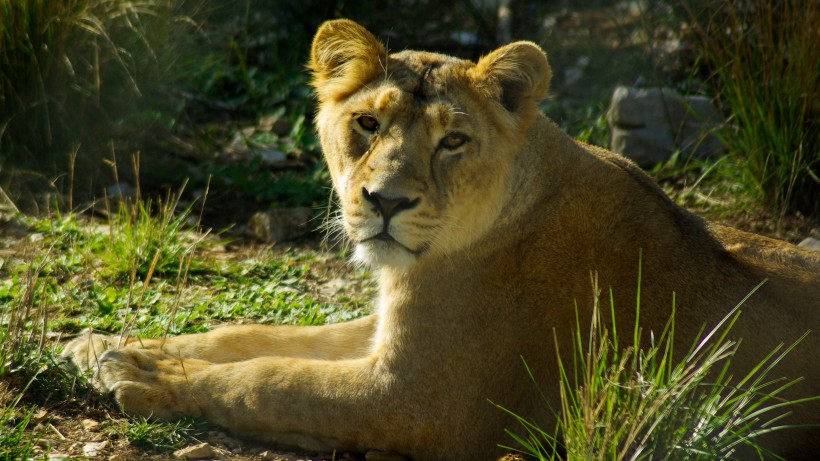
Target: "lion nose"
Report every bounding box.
[362,187,420,223]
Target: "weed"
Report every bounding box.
[497,275,810,460]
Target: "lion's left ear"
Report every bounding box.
[468,42,551,116]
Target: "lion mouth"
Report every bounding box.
[361,232,428,256]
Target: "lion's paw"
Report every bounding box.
[62,332,204,419]
[96,348,197,418]
[61,331,121,375]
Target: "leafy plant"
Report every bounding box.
[498,275,811,460]
[688,0,820,218]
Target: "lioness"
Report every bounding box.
[64,19,819,460]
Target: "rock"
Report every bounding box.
[47,454,70,461]
[248,208,314,243]
[83,440,109,457]
[174,442,217,459]
[608,86,724,167]
[798,236,820,253]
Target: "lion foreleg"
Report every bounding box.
[62,315,378,371]
[97,349,400,453]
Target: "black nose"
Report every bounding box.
[362,187,420,222]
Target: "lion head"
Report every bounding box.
[309,19,552,268]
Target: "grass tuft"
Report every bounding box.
[118,416,206,452]
[498,275,811,460]
[689,0,820,218]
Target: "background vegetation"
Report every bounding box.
[0,0,817,459]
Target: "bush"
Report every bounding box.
[689,0,820,217]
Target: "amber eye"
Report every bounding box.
[356,115,379,132]
[440,133,468,150]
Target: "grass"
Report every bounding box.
[688,0,820,219]
[497,273,811,460]
[0,198,371,458]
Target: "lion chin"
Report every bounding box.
[353,237,419,269]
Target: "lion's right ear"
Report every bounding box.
[309,19,387,103]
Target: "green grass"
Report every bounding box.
[117,416,207,452]
[0,202,370,457]
[689,0,820,218]
[0,393,46,460]
[497,274,811,460]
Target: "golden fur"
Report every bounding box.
[64,19,820,461]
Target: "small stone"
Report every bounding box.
[174,442,217,459]
[48,454,70,461]
[83,440,109,457]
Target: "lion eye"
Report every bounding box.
[356,115,379,132]
[440,133,468,150]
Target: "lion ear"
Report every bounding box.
[309,19,387,103]
[468,42,551,115]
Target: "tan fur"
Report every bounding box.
[64,20,820,461]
